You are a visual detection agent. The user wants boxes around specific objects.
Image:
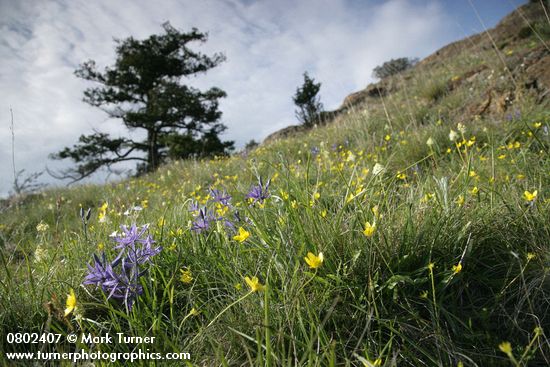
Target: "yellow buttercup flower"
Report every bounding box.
[523,190,537,202]
[233,227,250,242]
[64,288,77,317]
[98,202,108,223]
[396,172,407,180]
[452,262,463,274]
[180,268,193,284]
[371,205,380,218]
[244,276,264,292]
[363,221,376,237]
[304,252,324,269]
[499,341,512,356]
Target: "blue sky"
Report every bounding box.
[0,0,527,196]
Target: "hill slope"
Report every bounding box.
[1,2,550,366]
[266,1,549,142]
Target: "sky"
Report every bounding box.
[0,0,526,197]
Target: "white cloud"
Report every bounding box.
[0,0,455,196]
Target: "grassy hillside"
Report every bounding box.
[1,3,550,366]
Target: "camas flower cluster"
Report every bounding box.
[83,224,162,310]
[190,187,249,234]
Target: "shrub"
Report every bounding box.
[373,57,419,79]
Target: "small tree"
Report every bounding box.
[372,57,419,79]
[293,72,323,127]
[51,22,233,182]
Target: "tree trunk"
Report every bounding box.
[147,129,158,172]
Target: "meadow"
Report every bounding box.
[1,7,550,366]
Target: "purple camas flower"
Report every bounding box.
[113,224,150,249]
[191,207,217,233]
[209,188,232,206]
[188,201,200,213]
[83,223,161,311]
[83,252,113,289]
[246,177,270,205]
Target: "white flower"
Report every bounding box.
[426,137,435,147]
[457,122,466,134]
[372,163,386,176]
[34,245,47,263]
[449,130,459,142]
[36,221,49,232]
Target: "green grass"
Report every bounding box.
[1,21,550,367]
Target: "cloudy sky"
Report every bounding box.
[0,0,525,196]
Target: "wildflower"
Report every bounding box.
[191,208,217,233]
[180,268,193,284]
[304,252,324,269]
[396,172,407,180]
[98,202,108,223]
[36,221,49,233]
[157,218,165,228]
[449,130,459,142]
[469,186,479,195]
[372,163,385,176]
[523,190,537,202]
[427,262,435,271]
[498,341,513,356]
[363,221,376,237]
[209,188,232,206]
[279,190,289,200]
[64,288,77,317]
[233,227,250,242]
[320,209,327,218]
[527,253,536,261]
[533,122,542,129]
[34,245,47,263]
[426,137,435,147]
[244,276,265,292]
[420,290,429,299]
[246,177,271,206]
[83,225,161,310]
[384,134,391,141]
[371,205,380,218]
[452,262,463,274]
[457,122,466,134]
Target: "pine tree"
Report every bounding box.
[51,22,233,181]
[293,72,323,127]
